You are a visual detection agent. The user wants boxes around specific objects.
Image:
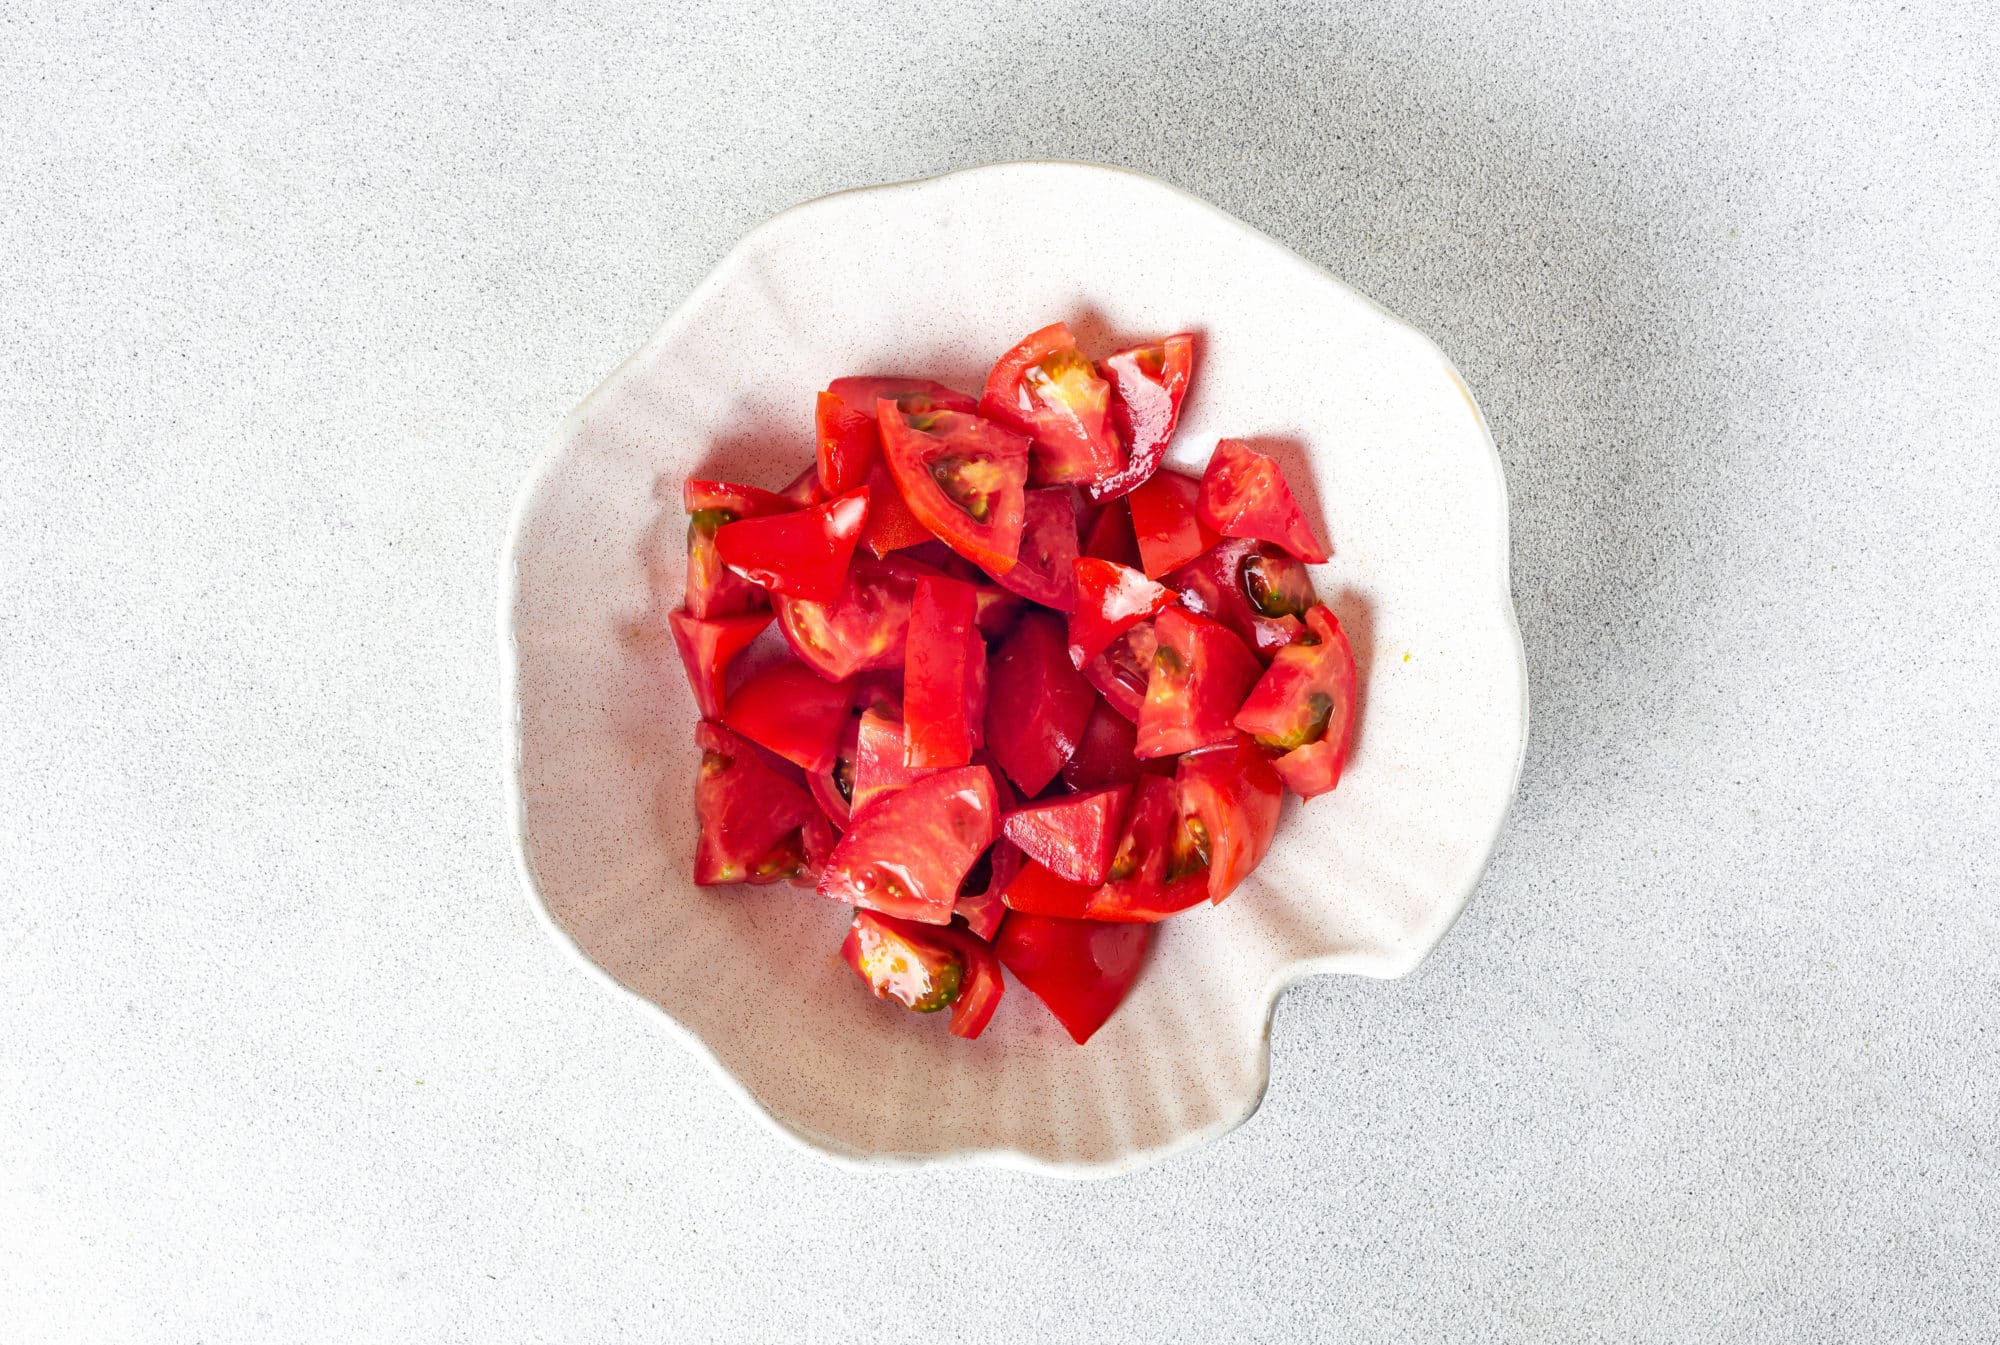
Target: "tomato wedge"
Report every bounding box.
[1001,784,1131,885]
[667,608,771,719]
[773,553,923,681]
[953,749,1021,939]
[994,912,1151,1044]
[1175,734,1284,903]
[1082,774,1210,922]
[684,502,773,621]
[714,489,869,603]
[1168,537,1317,660]
[878,400,1030,574]
[1088,334,1195,502]
[904,574,987,769]
[818,765,1000,924]
[683,478,795,518]
[1197,438,1329,563]
[1061,696,1144,792]
[1068,558,1174,669]
[983,610,1095,796]
[1233,604,1358,798]
[978,322,1125,488]
[1080,495,1142,569]
[693,722,836,887]
[1135,607,1262,758]
[1082,619,1157,723]
[818,379,980,554]
[848,707,941,816]
[841,910,1005,1039]
[985,488,1080,611]
[721,660,853,774]
[1126,469,1220,579]
[779,463,827,507]
[1000,859,1096,918]
[809,713,861,830]
[828,377,977,424]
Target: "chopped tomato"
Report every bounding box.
[827,377,977,421]
[1001,784,1131,885]
[1080,496,1142,569]
[1000,859,1096,918]
[1068,558,1174,669]
[1061,696,1143,792]
[1197,438,1329,563]
[818,380,979,555]
[904,575,987,769]
[856,462,933,557]
[1175,734,1283,902]
[848,707,941,816]
[1168,537,1318,659]
[779,463,827,507]
[682,478,795,518]
[667,608,771,719]
[819,765,999,924]
[772,553,922,681]
[809,713,861,829]
[994,912,1151,1044]
[841,910,1005,1039]
[1082,774,1210,922]
[1082,619,1157,723]
[1088,334,1195,502]
[986,488,1080,611]
[814,390,879,498]
[952,750,1021,939]
[978,322,1125,488]
[1127,469,1220,579]
[1233,604,1358,798]
[693,722,835,887]
[714,489,868,603]
[684,506,771,621]
[878,400,1030,575]
[1135,607,1262,758]
[983,610,1095,795]
[721,660,853,774]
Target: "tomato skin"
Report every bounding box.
[818,765,1000,925]
[1168,537,1317,660]
[849,707,941,816]
[1001,784,1131,886]
[827,376,977,421]
[1082,619,1157,723]
[683,478,795,518]
[779,464,828,507]
[952,749,1022,939]
[1061,696,1144,792]
[667,608,772,720]
[904,575,987,770]
[1001,859,1097,918]
[983,610,1096,796]
[1175,734,1284,903]
[1127,469,1220,579]
[692,722,835,888]
[878,401,1031,575]
[994,912,1151,1044]
[772,554,924,681]
[985,488,1080,611]
[1068,558,1175,669]
[814,391,878,498]
[840,910,1005,1039]
[1135,607,1263,758]
[978,322,1125,488]
[818,380,980,556]
[1197,438,1329,563]
[1081,774,1209,922]
[1080,496,1142,570]
[808,713,861,830]
[1087,334,1195,502]
[685,508,771,621]
[721,660,853,774]
[714,489,869,604]
[1232,604,1358,798]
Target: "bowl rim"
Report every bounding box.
[497,158,1530,1180]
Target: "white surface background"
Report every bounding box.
[4,1,1997,1339]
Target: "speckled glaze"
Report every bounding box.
[500,162,1527,1177]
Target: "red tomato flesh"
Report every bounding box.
[986,487,1080,611]
[904,574,987,769]
[1061,696,1144,792]
[684,506,771,622]
[1001,784,1131,886]
[1088,334,1195,502]
[841,910,1004,1039]
[878,400,1030,575]
[667,608,771,720]
[978,322,1125,488]
[1080,495,1142,569]
[693,722,835,887]
[819,765,1000,925]
[1168,536,1317,660]
[773,553,923,681]
[714,488,869,604]
[1000,859,1097,918]
[1082,619,1158,723]
[1068,557,1175,669]
[848,707,941,817]
[983,610,1095,796]
[683,478,795,518]
[1197,438,1329,563]
[994,912,1151,1044]
[721,660,853,774]
[1127,469,1220,579]
[1082,774,1210,922]
[1135,607,1263,759]
[1175,733,1284,903]
[1233,604,1358,798]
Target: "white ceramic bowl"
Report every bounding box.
[501,161,1526,1177]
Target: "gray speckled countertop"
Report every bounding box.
[4,2,1996,1340]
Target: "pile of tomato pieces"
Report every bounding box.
[665,322,1357,1046]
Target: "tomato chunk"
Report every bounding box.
[683,478,795,518]
[819,765,1000,924]
[985,488,1080,611]
[1233,604,1358,798]
[721,660,853,774]
[1127,469,1220,579]
[994,912,1151,1044]
[849,707,941,816]
[1002,785,1130,886]
[1068,557,1174,669]
[1000,859,1096,918]
[692,722,835,887]
[819,379,980,554]
[904,575,987,769]
[878,400,1031,575]
[667,608,771,720]
[779,463,827,507]
[983,610,1095,795]
[809,713,861,830]
[1080,495,1142,569]
[1061,696,1143,792]
[1135,607,1262,758]
[1082,774,1210,922]
[978,322,1125,488]
[684,505,771,621]
[714,488,868,603]
[841,910,1005,1039]
[773,553,923,681]
[1168,537,1317,660]
[1082,619,1157,723]
[952,750,1022,939]
[1197,438,1329,563]
[1175,734,1284,903]
[1088,334,1195,502]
